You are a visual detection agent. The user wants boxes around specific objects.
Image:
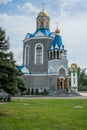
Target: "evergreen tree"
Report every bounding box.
[0,27,9,51]
[0,27,26,96]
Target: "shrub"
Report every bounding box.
[31,88,34,95]
[27,88,30,95]
[44,89,48,95]
[36,88,39,95]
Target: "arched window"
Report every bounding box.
[35,43,43,64]
[24,45,29,65]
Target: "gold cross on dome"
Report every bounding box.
[56,22,58,29]
[42,3,45,11]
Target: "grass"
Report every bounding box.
[0,98,87,130]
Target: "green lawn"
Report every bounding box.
[0,98,87,130]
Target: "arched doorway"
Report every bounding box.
[57,78,67,89]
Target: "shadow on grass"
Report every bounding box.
[0,112,10,116]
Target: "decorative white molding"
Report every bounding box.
[35,31,45,37]
[51,45,53,49]
[55,44,58,49]
[57,65,67,75]
[25,33,30,40]
[50,33,55,37]
[59,76,65,79]
[23,37,54,43]
[29,73,58,76]
[22,66,29,74]
[48,66,55,73]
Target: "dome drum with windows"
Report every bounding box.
[36,4,50,30]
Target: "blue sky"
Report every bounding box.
[0,0,87,68]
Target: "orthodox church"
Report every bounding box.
[18,5,78,94]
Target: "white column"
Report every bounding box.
[55,50,57,59]
[49,51,50,60]
[52,50,54,59]
[59,50,61,59]
[71,72,78,91]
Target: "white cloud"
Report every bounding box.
[0,0,12,4]
[59,0,82,17]
[0,13,35,38]
[60,0,81,8]
[17,2,39,15]
[60,12,87,67]
[60,0,81,5]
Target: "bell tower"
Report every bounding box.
[48,24,67,61]
[48,24,68,90]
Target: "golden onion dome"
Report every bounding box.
[37,10,48,17]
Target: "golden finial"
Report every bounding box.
[42,3,45,11]
[56,22,58,29]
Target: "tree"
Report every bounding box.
[0,27,9,51]
[0,27,26,97]
[78,67,87,91]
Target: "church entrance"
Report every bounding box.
[57,78,67,89]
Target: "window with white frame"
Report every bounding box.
[24,45,29,65]
[35,43,43,64]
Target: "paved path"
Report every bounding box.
[13,96,87,99]
[78,92,87,96]
[12,92,87,99]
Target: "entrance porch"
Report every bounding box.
[57,78,67,89]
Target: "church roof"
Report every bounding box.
[17,66,29,75]
[51,35,64,50]
[24,29,55,40]
[25,33,33,40]
[33,29,54,37]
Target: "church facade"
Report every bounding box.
[21,6,69,93]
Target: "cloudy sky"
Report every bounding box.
[0,0,87,67]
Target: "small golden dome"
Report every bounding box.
[55,28,60,34]
[55,22,60,35]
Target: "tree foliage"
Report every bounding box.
[78,67,87,91]
[0,27,26,95]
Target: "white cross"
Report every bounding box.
[42,3,45,11]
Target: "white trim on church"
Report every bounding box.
[24,45,29,65]
[48,66,55,73]
[23,37,54,43]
